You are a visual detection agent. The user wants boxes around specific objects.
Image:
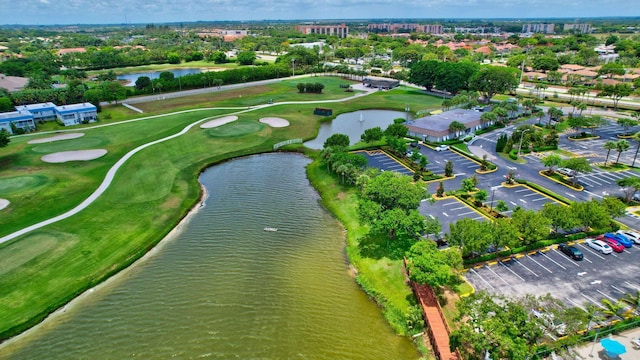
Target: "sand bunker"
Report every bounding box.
[0,199,9,211]
[200,116,238,129]
[259,117,290,128]
[41,149,107,163]
[28,133,85,144]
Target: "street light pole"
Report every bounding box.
[490,187,497,212]
[517,128,531,159]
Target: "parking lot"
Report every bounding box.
[418,144,480,177]
[419,196,488,234]
[465,239,640,311]
[483,184,562,215]
[355,150,413,176]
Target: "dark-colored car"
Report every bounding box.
[558,243,583,260]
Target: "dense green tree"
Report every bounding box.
[448,218,491,257]
[0,97,12,112]
[358,171,427,239]
[0,129,9,148]
[488,218,519,251]
[469,66,519,103]
[448,121,467,138]
[597,84,633,110]
[384,123,408,138]
[444,160,453,177]
[236,51,257,65]
[134,76,152,91]
[408,60,440,91]
[562,157,592,186]
[617,177,640,202]
[360,127,384,143]
[570,200,611,232]
[617,118,638,135]
[323,133,350,148]
[598,63,626,76]
[541,203,578,233]
[531,56,560,72]
[211,51,228,64]
[541,154,563,173]
[511,208,551,245]
[601,196,627,219]
[406,241,462,288]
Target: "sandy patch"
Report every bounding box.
[41,149,107,163]
[28,133,85,144]
[200,116,238,129]
[0,199,9,210]
[259,117,290,128]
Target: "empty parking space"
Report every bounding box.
[417,145,479,177]
[485,184,560,215]
[354,150,413,176]
[465,241,640,311]
[578,169,640,199]
[419,197,487,234]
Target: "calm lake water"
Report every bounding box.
[117,68,201,86]
[0,154,419,359]
[303,109,412,149]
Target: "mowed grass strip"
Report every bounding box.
[0,109,233,238]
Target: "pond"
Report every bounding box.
[304,109,412,149]
[117,68,202,86]
[0,153,419,359]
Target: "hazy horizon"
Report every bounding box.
[0,0,638,26]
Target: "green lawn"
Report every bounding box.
[0,78,442,341]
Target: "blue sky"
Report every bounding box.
[0,0,637,25]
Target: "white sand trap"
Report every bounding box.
[259,117,290,128]
[0,199,9,211]
[28,133,85,144]
[200,116,238,129]
[41,149,107,163]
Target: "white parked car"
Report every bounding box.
[585,238,612,254]
[434,145,449,152]
[617,230,640,244]
[557,168,576,177]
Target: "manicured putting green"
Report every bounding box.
[206,121,266,138]
[31,137,107,153]
[0,175,49,195]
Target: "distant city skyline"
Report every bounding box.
[0,0,638,26]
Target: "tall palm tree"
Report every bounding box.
[615,139,631,164]
[600,298,630,321]
[622,291,640,315]
[631,131,640,168]
[577,102,588,116]
[603,141,617,166]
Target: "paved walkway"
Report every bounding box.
[572,328,640,359]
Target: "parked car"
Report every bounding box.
[617,230,640,244]
[557,168,576,177]
[558,243,583,260]
[598,236,625,253]
[434,145,449,152]
[605,232,633,248]
[585,238,612,255]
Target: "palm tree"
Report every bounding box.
[600,298,629,321]
[622,291,640,315]
[577,102,588,116]
[603,141,617,166]
[615,139,631,164]
[631,131,640,168]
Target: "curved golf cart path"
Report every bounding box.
[0,87,377,246]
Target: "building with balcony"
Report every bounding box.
[295,23,349,38]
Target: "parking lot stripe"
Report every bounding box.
[458,211,478,216]
[531,197,548,202]
[515,189,528,193]
[442,202,459,207]
[539,251,567,270]
[468,268,495,291]
[581,293,604,308]
[611,285,627,294]
[577,244,606,260]
[584,190,603,199]
[499,261,526,282]
[564,297,585,311]
[597,290,618,302]
[624,281,640,291]
[553,249,581,267]
[527,255,553,273]
[514,258,539,277]
[486,266,510,286]
[523,193,538,197]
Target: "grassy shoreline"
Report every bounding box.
[0,78,439,345]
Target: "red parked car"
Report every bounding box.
[597,235,625,253]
